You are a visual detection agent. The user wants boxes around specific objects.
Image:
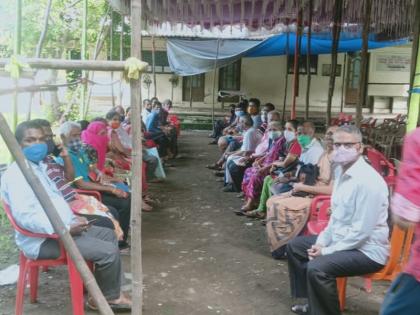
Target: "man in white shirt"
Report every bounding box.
[1,120,131,311]
[286,125,389,315]
[223,115,262,192]
[298,121,324,165]
[141,98,152,124]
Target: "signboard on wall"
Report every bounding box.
[375,53,411,72]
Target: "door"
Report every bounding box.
[345,52,369,106]
[182,74,205,102]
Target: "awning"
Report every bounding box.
[167,33,408,76]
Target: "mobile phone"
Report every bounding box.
[52,145,62,157]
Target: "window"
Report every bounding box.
[141,50,172,73]
[287,55,318,75]
[218,60,241,102]
[182,74,205,102]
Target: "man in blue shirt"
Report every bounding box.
[145,101,170,158]
[1,120,131,311]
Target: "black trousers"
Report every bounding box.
[149,131,170,157]
[211,120,228,139]
[227,160,248,192]
[286,235,383,315]
[101,192,131,242]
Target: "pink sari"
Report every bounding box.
[81,121,108,170]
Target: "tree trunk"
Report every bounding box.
[357,0,372,127]
[152,35,157,98]
[304,0,313,121]
[326,0,343,127]
[282,30,290,123]
[291,8,302,120]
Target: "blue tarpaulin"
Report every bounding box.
[167,33,408,76]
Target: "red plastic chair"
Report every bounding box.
[305,195,331,236]
[365,148,397,189]
[2,201,86,315]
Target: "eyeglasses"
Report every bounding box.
[333,142,360,149]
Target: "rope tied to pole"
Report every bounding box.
[123,57,148,81]
[5,56,30,79]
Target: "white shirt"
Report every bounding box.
[300,138,324,165]
[316,157,390,265]
[240,127,262,153]
[1,162,76,259]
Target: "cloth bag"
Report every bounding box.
[146,147,166,179]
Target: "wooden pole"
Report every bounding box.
[282,30,290,123]
[0,58,126,71]
[110,10,116,107]
[0,114,114,315]
[340,53,347,112]
[28,0,54,121]
[304,0,313,121]
[152,35,157,98]
[291,9,302,120]
[80,0,88,119]
[211,39,221,133]
[189,77,193,110]
[326,0,343,127]
[407,33,420,132]
[357,0,372,127]
[129,0,143,314]
[119,14,124,105]
[12,0,22,133]
[410,0,420,127]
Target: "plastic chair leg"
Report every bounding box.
[336,277,347,312]
[29,266,40,303]
[67,257,85,315]
[15,254,28,315]
[364,278,372,293]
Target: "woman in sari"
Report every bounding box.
[240,121,285,211]
[265,126,338,259]
[239,120,301,218]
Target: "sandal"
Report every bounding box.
[87,297,132,313]
[233,209,247,216]
[291,304,309,315]
[142,201,153,212]
[206,163,221,170]
[244,210,265,219]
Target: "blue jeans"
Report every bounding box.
[381,273,420,315]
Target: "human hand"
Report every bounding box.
[307,244,323,260]
[258,166,268,175]
[273,176,289,184]
[69,217,89,236]
[58,144,68,158]
[293,183,306,193]
[112,188,128,198]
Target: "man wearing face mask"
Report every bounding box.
[286,125,389,315]
[145,102,171,159]
[297,121,324,166]
[0,121,132,311]
[142,99,153,124]
[259,103,275,133]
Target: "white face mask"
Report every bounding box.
[331,146,360,165]
[284,130,296,142]
[268,130,282,140]
[261,113,268,123]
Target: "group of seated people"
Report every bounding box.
[207,99,393,315]
[0,97,179,312]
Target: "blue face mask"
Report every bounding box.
[235,110,245,117]
[23,143,48,164]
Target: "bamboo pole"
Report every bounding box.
[129,0,143,313]
[291,9,302,120]
[152,35,157,98]
[110,10,116,107]
[357,0,372,127]
[211,39,221,133]
[407,34,420,132]
[304,0,313,121]
[0,58,126,71]
[119,14,124,105]
[28,0,54,121]
[326,0,343,127]
[282,29,290,123]
[189,77,193,110]
[12,0,22,133]
[410,0,420,127]
[80,0,88,120]
[0,113,114,315]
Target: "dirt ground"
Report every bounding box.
[0,131,389,315]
